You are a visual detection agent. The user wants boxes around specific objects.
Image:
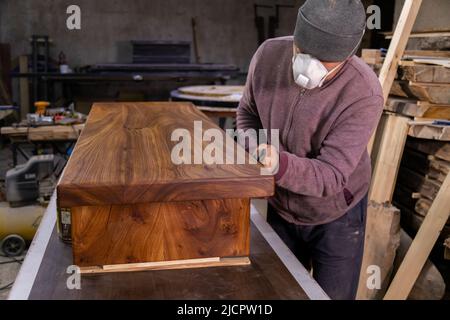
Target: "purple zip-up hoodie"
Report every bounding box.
[237,36,383,225]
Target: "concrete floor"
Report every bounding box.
[0,252,26,299]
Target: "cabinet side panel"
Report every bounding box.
[71,198,250,267]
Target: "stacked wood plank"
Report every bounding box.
[408,120,450,141]
[1,124,84,141]
[361,49,383,65]
[392,64,450,105]
[445,237,450,260]
[361,49,450,121]
[393,137,450,245]
[363,50,450,247]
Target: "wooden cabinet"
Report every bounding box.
[57,102,274,272]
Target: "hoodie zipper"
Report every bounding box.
[282,88,307,146]
[282,88,306,213]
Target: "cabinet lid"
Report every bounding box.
[57,102,274,207]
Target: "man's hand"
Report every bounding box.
[254,143,279,175]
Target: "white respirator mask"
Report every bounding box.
[292,53,344,90]
[291,29,364,89]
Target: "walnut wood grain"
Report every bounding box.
[57,102,274,207]
[71,198,250,267]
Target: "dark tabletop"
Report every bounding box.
[29,223,309,300]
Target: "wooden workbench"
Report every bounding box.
[0,124,84,141]
[1,123,85,166]
[8,195,328,300]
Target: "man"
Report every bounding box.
[237,0,383,300]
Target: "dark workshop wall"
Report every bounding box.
[394,0,450,32]
[0,0,301,72]
[393,0,450,50]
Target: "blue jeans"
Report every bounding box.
[267,194,368,300]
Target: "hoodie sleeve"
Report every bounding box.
[275,95,384,197]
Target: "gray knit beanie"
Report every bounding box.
[293,0,366,62]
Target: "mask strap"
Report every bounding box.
[327,60,346,75]
[348,28,366,58]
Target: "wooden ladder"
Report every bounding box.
[384,172,450,299]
